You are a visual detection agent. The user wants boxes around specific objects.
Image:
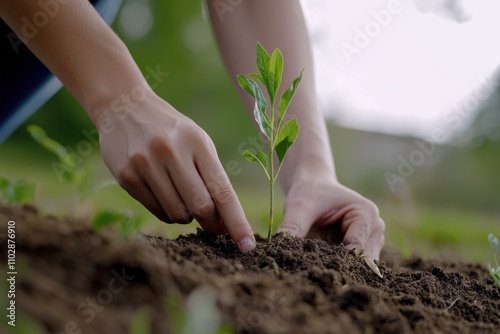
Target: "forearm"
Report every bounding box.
[0,0,147,124]
[207,0,336,192]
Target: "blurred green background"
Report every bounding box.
[1,0,499,264]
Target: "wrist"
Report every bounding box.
[88,87,158,134]
[279,153,338,194]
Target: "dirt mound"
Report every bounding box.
[1,205,499,333]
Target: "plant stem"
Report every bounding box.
[268,100,276,243]
[268,173,274,243]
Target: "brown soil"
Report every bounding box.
[1,205,499,334]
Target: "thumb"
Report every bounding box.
[278,197,316,237]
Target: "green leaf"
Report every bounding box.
[237,75,270,138]
[0,177,36,205]
[247,78,271,139]
[248,73,265,85]
[256,42,271,94]
[92,209,143,239]
[92,209,123,229]
[268,48,284,104]
[237,74,254,97]
[274,118,300,165]
[488,233,499,252]
[28,125,89,192]
[14,180,36,204]
[242,150,269,179]
[129,309,151,334]
[119,215,143,240]
[0,177,15,204]
[278,70,303,128]
[27,125,72,165]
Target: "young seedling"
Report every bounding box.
[0,176,36,206]
[92,209,144,240]
[27,125,117,213]
[27,125,140,238]
[237,43,303,242]
[487,233,500,287]
[27,125,88,196]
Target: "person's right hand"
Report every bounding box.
[94,90,256,253]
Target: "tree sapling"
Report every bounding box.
[237,43,303,242]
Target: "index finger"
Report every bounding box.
[197,153,256,253]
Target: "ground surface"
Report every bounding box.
[1,205,499,334]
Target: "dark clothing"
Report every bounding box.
[0,0,122,143]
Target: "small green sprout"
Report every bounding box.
[27,125,88,195]
[27,125,117,214]
[92,209,143,239]
[487,233,500,287]
[0,176,36,206]
[237,43,303,242]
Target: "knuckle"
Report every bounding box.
[169,210,192,224]
[129,152,150,169]
[149,136,176,160]
[117,168,141,188]
[177,120,202,139]
[191,199,215,220]
[213,186,236,205]
[184,123,216,151]
[363,200,380,217]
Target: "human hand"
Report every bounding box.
[94,92,256,252]
[279,177,385,260]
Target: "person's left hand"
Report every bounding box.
[278,178,385,260]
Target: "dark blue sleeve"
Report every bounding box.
[0,0,123,143]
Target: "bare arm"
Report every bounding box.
[208,0,385,259]
[0,0,256,252]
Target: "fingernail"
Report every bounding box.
[238,237,255,253]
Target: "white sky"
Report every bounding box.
[300,0,500,141]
